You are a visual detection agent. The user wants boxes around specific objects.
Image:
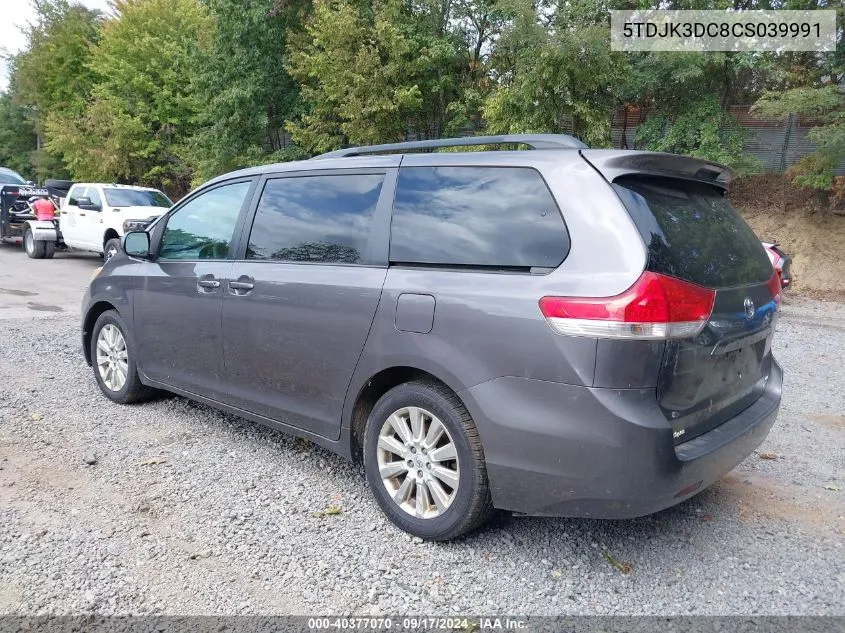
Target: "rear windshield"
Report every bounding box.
[104,188,172,208]
[613,177,772,289]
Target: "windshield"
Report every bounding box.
[103,188,172,208]
[0,168,26,185]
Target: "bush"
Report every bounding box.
[635,98,759,176]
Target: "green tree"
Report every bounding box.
[286,0,465,154]
[46,0,212,194]
[9,0,102,179]
[189,0,309,181]
[441,0,511,135]
[13,0,102,126]
[484,21,625,147]
[0,93,37,178]
[286,0,420,152]
[403,0,467,140]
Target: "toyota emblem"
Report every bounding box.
[743,297,755,320]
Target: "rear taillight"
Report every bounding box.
[539,272,715,340]
[767,271,782,306]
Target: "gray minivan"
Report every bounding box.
[81,135,782,540]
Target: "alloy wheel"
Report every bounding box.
[96,324,129,391]
[376,406,460,519]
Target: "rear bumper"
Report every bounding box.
[460,359,782,518]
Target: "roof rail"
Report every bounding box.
[311,134,587,159]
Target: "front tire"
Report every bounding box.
[90,310,152,404]
[363,381,494,541]
[104,238,121,261]
[24,228,47,259]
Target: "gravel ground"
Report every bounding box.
[0,296,843,616]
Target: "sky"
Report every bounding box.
[0,0,111,92]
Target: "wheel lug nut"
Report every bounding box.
[426,463,431,469]
[406,460,413,467]
[410,447,416,454]
[417,470,423,478]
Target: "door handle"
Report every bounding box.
[197,279,220,289]
[228,276,254,295]
[78,213,87,217]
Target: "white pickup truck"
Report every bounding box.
[23,183,172,259]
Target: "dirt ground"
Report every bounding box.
[729,175,845,301]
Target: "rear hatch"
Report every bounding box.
[584,152,779,444]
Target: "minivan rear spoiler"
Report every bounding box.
[580,150,732,190]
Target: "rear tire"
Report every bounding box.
[90,310,153,404]
[24,228,46,259]
[44,241,55,259]
[363,381,494,541]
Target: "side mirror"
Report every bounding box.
[26,180,36,186]
[76,197,101,211]
[123,231,151,259]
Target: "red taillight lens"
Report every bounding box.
[767,271,782,306]
[539,272,715,340]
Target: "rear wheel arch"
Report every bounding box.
[349,366,466,463]
[83,301,120,365]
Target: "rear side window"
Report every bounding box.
[614,177,772,288]
[390,166,569,269]
[246,174,384,264]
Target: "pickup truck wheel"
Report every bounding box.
[24,228,46,259]
[104,238,121,261]
[44,241,55,259]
